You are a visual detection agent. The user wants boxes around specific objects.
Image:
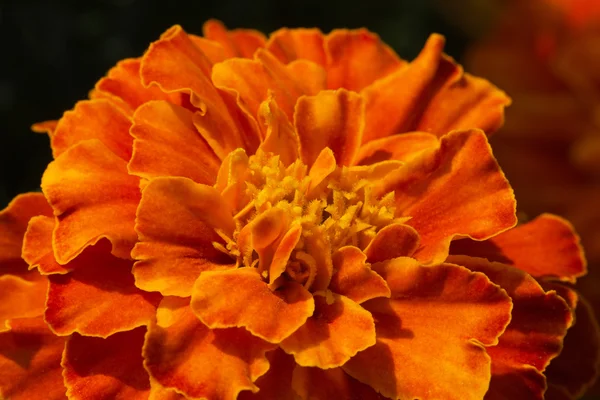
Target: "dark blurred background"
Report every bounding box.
[0,0,483,208]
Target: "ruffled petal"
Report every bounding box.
[484,364,547,400]
[292,366,383,400]
[545,289,600,398]
[132,177,235,297]
[62,327,150,399]
[280,293,376,368]
[23,216,71,275]
[42,139,141,263]
[202,20,267,58]
[45,241,160,337]
[149,377,186,400]
[361,34,510,143]
[294,89,364,167]
[451,214,586,283]
[129,100,221,185]
[266,28,326,65]
[0,276,47,331]
[144,297,276,399]
[329,246,390,303]
[449,256,573,399]
[237,349,297,400]
[51,99,133,161]
[92,58,181,115]
[191,268,314,343]
[363,223,420,263]
[257,96,300,166]
[355,131,439,165]
[141,25,260,158]
[383,129,516,264]
[343,257,512,400]
[0,193,52,276]
[325,28,404,91]
[0,317,66,400]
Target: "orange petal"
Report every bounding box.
[361,34,510,143]
[42,139,141,264]
[355,131,439,165]
[266,28,326,65]
[191,268,314,343]
[0,276,47,332]
[31,120,58,137]
[449,256,573,399]
[129,100,221,185]
[363,223,420,263]
[149,376,187,400]
[202,20,266,58]
[257,96,300,166]
[545,291,600,398]
[62,327,150,399]
[307,147,337,196]
[325,28,404,91]
[329,246,390,304]
[0,193,52,277]
[295,89,364,167]
[287,59,328,95]
[141,25,259,158]
[343,257,512,400]
[484,364,547,400]
[92,58,180,115]
[0,317,66,400]
[45,242,160,337]
[144,297,275,399]
[23,216,71,275]
[451,214,586,283]
[269,225,303,284]
[292,366,383,400]
[132,176,235,297]
[238,348,297,400]
[386,129,517,265]
[51,99,133,161]
[280,293,376,368]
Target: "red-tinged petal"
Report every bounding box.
[0,193,52,276]
[42,139,141,263]
[144,297,276,400]
[129,100,221,185]
[149,377,186,400]
[364,223,420,263]
[133,177,235,297]
[292,366,384,400]
[545,291,600,398]
[449,256,572,399]
[0,317,66,400]
[280,293,376,368]
[141,25,259,158]
[62,327,150,399]
[45,242,160,337]
[51,99,133,161]
[0,276,47,331]
[202,20,267,58]
[294,89,364,167]
[23,216,71,275]
[31,119,58,136]
[344,257,512,400]
[191,268,314,343]
[484,364,547,400]
[266,28,326,65]
[545,384,572,400]
[238,349,298,400]
[385,129,516,265]
[361,34,509,143]
[257,96,300,166]
[93,58,180,115]
[325,28,404,91]
[451,214,586,283]
[329,246,390,304]
[355,131,439,165]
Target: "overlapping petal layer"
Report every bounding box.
[343,257,512,400]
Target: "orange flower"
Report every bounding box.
[1,19,598,399]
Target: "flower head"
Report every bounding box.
[1,19,599,400]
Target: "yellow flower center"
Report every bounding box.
[213,149,405,290]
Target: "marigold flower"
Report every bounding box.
[1,19,599,400]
